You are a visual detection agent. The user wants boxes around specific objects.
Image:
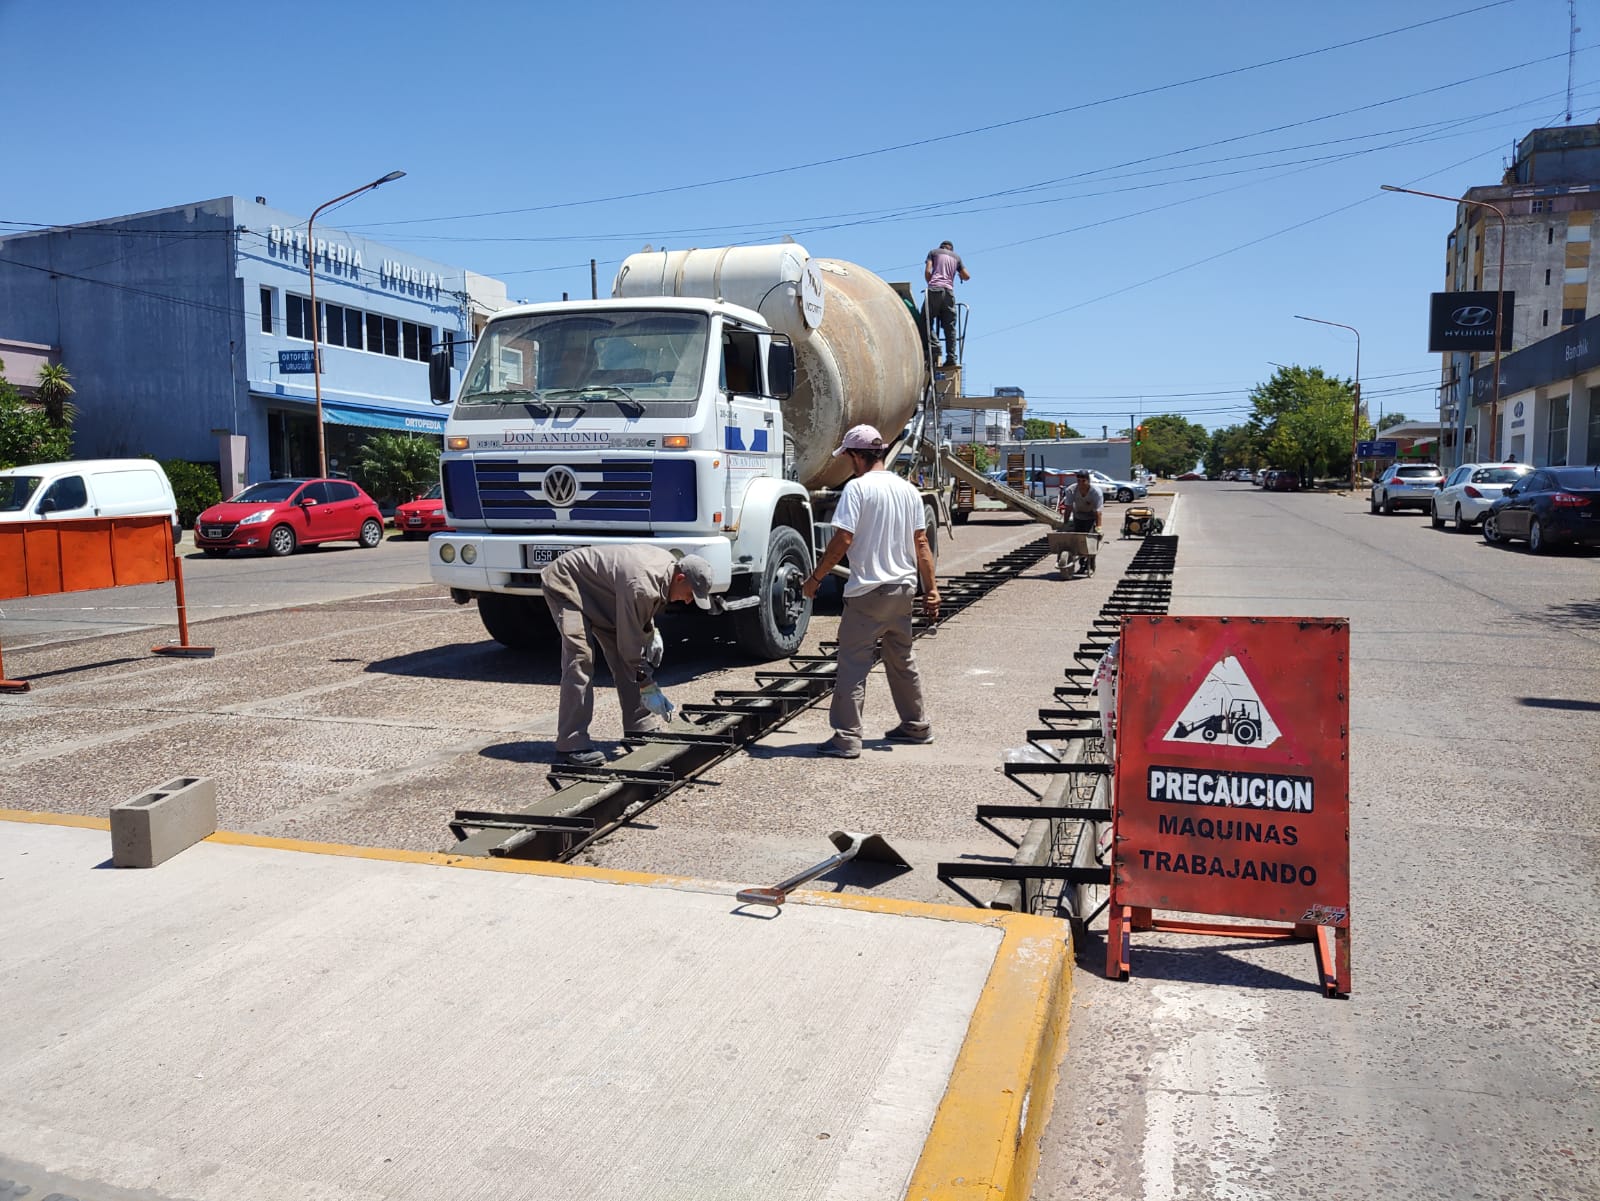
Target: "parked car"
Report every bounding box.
[0,458,181,540]
[393,483,451,537]
[1430,462,1533,531]
[1080,469,1148,501]
[1481,465,1600,551]
[1370,462,1444,514]
[1253,468,1268,487]
[194,478,385,557]
[1176,471,1206,481]
[1268,469,1301,491]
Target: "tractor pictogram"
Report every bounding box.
[1173,698,1261,745]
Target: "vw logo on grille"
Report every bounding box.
[541,465,580,507]
[1451,305,1494,328]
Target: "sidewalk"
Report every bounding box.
[1,812,1069,1201]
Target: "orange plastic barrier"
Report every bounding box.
[0,515,213,692]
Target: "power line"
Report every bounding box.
[356,0,1518,230]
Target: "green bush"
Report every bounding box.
[354,432,442,506]
[160,459,222,527]
[0,374,72,469]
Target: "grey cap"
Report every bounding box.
[675,554,715,610]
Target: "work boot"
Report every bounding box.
[884,723,934,745]
[558,748,606,768]
[942,357,958,368]
[816,735,860,760]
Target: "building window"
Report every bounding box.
[1474,234,1481,253]
[1546,269,1552,285]
[1563,307,1586,325]
[1543,309,1550,327]
[260,287,274,334]
[366,312,383,353]
[1587,387,1600,462]
[286,294,314,341]
[324,303,346,347]
[344,307,364,351]
[1548,394,1569,466]
[1533,198,1549,213]
[1567,267,1590,285]
[1569,224,1592,243]
[402,320,433,362]
[1549,226,1556,244]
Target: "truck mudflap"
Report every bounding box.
[427,532,735,597]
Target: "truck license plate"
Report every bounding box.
[524,545,574,567]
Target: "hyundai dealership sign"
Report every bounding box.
[1429,291,1513,353]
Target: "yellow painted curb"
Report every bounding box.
[904,916,1071,1201]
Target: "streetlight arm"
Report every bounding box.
[308,170,406,478]
[1294,313,1362,488]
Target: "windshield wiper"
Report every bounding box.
[464,388,552,416]
[544,385,645,419]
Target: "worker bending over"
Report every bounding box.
[540,545,714,768]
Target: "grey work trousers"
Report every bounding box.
[829,581,930,752]
[546,596,659,752]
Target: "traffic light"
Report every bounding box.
[1134,424,1147,447]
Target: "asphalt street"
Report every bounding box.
[1036,482,1599,1201]
[0,532,437,648]
[2,487,1594,1199]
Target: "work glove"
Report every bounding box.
[641,683,676,722]
[645,626,664,669]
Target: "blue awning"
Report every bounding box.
[321,403,446,436]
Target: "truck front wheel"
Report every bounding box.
[477,593,554,652]
[733,526,812,659]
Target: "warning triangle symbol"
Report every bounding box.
[1162,655,1281,749]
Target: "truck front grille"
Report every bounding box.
[443,457,695,525]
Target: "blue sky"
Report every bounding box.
[0,0,1586,433]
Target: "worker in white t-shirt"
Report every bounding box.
[802,425,941,759]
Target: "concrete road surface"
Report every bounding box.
[1035,481,1599,1201]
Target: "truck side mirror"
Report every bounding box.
[429,347,453,405]
[768,339,794,400]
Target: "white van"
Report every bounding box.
[0,459,182,537]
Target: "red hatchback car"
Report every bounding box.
[194,478,385,557]
[393,482,451,537]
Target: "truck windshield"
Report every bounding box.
[458,311,708,407]
[0,476,42,512]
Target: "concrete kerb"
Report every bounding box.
[1,809,1071,1201]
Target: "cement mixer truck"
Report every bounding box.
[425,243,946,659]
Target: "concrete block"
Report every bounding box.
[110,776,216,868]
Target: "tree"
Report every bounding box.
[35,362,77,428]
[0,358,72,469]
[1248,365,1356,482]
[1204,423,1259,478]
[353,432,441,505]
[1377,412,1410,431]
[970,444,995,472]
[1131,413,1210,477]
[1021,418,1081,439]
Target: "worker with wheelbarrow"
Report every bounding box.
[1054,469,1103,577]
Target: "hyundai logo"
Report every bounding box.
[1451,305,1494,327]
[541,465,579,507]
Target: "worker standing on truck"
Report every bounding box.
[922,240,970,367]
[802,425,940,759]
[540,546,715,768]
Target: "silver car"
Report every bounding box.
[1430,462,1533,531]
[1083,469,1147,503]
[1370,462,1443,514]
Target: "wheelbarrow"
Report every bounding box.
[1048,530,1101,578]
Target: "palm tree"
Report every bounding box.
[35,363,76,428]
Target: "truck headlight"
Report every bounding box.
[438,543,456,563]
[460,544,477,564]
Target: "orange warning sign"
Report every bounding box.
[1109,615,1351,995]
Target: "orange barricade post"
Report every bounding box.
[1107,615,1351,998]
[0,515,214,692]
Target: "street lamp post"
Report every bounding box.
[307,170,406,477]
[1294,315,1361,490]
[1381,184,1507,462]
